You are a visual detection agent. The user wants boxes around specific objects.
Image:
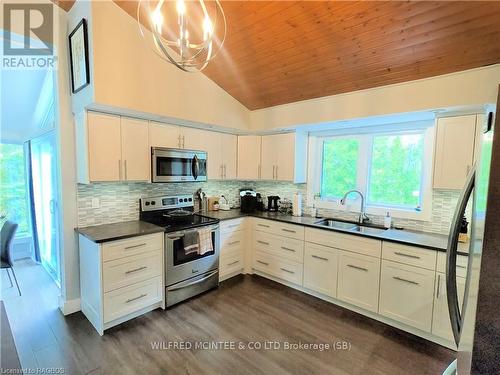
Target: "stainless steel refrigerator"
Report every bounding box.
[443,88,499,375]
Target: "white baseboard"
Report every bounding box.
[58,296,81,315]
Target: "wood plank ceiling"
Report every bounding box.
[57,1,500,110]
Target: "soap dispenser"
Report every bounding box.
[384,212,392,229]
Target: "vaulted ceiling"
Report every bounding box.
[56,1,500,110]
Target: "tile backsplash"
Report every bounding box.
[77,180,460,235]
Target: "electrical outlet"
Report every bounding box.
[91,198,100,209]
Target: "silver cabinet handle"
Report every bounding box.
[118,160,122,180]
[182,135,185,148]
[394,252,420,259]
[257,223,270,228]
[220,165,224,179]
[124,243,146,250]
[281,228,296,233]
[437,274,441,299]
[125,266,147,274]
[126,293,147,303]
[393,276,419,285]
[280,267,294,274]
[177,134,182,148]
[124,160,128,180]
[257,240,269,245]
[312,255,328,261]
[227,260,239,266]
[272,165,275,179]
[256,260,269,266]
[258,164,261,179]
[457,265,466,269]
[281,246,296,252]
[228,224,240,228]
[224,164,227,179]
[229,240,240,245]
[347,264,368,272]
[275,165,278,180]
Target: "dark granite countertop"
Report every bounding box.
[202,209,470,254]
[76,221,165,243]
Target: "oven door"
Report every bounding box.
[152,147,207,182]
[165,224,219,286]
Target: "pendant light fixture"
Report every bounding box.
[137,0,226,72]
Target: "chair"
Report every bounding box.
[1,221,20,296]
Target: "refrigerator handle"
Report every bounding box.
[446,166,475,347]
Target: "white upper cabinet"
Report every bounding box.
[237,135,262,180]
[221,133,237,180]
[183,128,222,179]
[433,115,478,189]
[87,112,122,182]
[121,118,150,181]
[148,122,182,149]
[84,112,149,183]
[261,133,307,182]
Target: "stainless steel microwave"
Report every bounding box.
[151,147,207,182]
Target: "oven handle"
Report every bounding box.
[167,270,219,291]
[166,225,220,240]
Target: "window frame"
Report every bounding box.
[307,122,435,221]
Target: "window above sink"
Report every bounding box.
[307,120,435,221]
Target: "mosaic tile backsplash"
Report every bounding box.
[77,180,461,235]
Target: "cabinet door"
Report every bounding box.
[149,122,181,148]
[121,117,150,181]
[379,260,435,332]
[221,133,237,179]
[303,243,338,298]
[260,135,277,180]
[432,273,466,341]
[87,112,122,182]
[237,136,261,180]
[433,115,476,189]
[275,133,295,181]
[337,251,380,312]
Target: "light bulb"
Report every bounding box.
[176,0,186,15]
[203,17,213,41]
[151,9,163,33]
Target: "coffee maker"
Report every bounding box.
[240,189,257,213]
[267,196,280,212]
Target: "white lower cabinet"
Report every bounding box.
[337,250,381,313]
[219,218,248,281]
[79,233,164,335]
[379,260,435,332]
[303,243,338,298]
[253,251,303,285]
[432,272,466,341]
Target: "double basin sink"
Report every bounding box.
[314,219,388,235]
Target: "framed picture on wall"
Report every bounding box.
[68,19,90,94]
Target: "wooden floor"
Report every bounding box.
[1,260,454,374]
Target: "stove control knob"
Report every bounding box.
[188,198,192,202]
[151,201,156,205]
[145,201,150,206]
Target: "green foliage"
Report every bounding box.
[368,134,423,208]
[321,138,359,198]
[0,144,30,234]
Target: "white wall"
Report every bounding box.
[71,1,249,131]
[55,6,80,314]
[250,65,500,131]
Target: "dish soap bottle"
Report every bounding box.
[384,212,392,229]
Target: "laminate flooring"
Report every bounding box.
[1,260,454,374]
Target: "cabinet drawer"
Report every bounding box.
[103,276,162,323]
[254,219,305,241]
[102,233,163,262]
[221,230,244,256]
[436,251,468,277]
[337,251,380,312]
[253,251,303,285]
[220,252,244,277]
[379,260,435,332]
[253,231,304,263]
[275,222,305,240]
[303,243,338,298]
[305,228,381,258]
[382,242,437,270]
[103,251,162,292]
[221,218,247,235]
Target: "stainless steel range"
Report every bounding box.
[139,195,220,307]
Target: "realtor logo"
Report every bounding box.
[2,1,57,69]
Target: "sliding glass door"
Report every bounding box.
[30,131,60,283]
